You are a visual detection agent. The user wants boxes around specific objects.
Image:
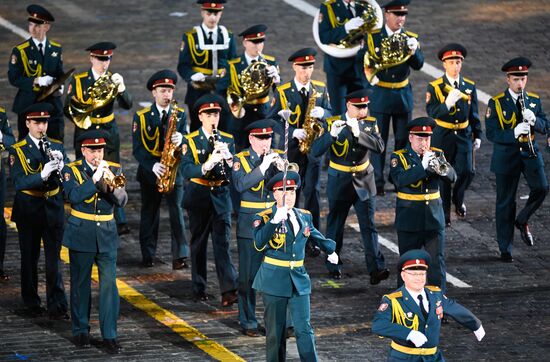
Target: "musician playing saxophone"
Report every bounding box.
[485,57,549,262]
[64,42,132,235]
[227,24,281,150]
[181,94,238,306]
[389,117,456,293]
[132,70,189,270]
[356,0,424,196]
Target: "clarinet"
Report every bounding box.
[41,134,64,184]
[517,88,537,158]
[211,126,230,186]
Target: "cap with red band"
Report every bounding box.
[288,48,317,65]
[501,57,532,76]
[197,0,226,11]
[437,43,467,61]
[407,117,436,136]
[24,103,53,121]
[398,249,431,271]
[267,171,301,191]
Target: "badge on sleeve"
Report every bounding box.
[64,172,71,181]
[253,219,261,228]
[391,158,398,168]
[67,84,72,95]
[9,154,15,166]
[318,12,323,23]
[180,41,185,51]
[378,303,388,312]
[233,161,241,171]
[182,144,188,155]
[303,226,311,237]
[486,107,491,118]
[11,54,17,64]
[425,92,431,103]
[132,122,138,133]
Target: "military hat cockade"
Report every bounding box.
[245,119,275,139]
[27,4,54,24]
[288,48,317,66]
[147,69,178,91]
[239,24,267,43]
[24,102,53,122]
[267,171,301,191]
[86,42,117,60]
[501,57,532,76]
[77,130,109,149]
[407,116,436,137]
[382,0,410,15]
[345,89,372,107]
[437,43,467,61]
[197,0,226,11]
[398,249,431,271]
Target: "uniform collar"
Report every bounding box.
[244,52,260,65]
[32,37,47,50]
[445,74,460,87]
[91,68,107,81]
[28,134,42,149]
[384,24,401,36]
[508,88,521,102]
[293,78,310,92]
[156,103,170,116]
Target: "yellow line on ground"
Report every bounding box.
[5,207,244,362]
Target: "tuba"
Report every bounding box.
[312,0,383,59]
[68,74,118,129]
[157,100,182,193]
[227,60,273,118]
[299,87,324,154]
[363,32,413,83]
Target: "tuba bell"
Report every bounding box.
[363,32,413,83]
[312,0,383,59]
[68,74,118,129]
[227,60,273,118]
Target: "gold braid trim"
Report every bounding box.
[391,298,419,331]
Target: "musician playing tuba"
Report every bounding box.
[226,24,281,151]
[356,0,424,196]
[64,41,132,235]
[132,70,189,270]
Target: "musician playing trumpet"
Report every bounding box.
[311,89,389,283]
[181,94,238,306]
[389,117,456,293]
[61,130,128,353]
[485,57,549,262]
[132,70,189,269]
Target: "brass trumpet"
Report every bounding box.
[428,153,451,176]
[102,167,126,189]
[443,84,469,101]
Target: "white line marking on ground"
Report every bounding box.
[0,16,30,39]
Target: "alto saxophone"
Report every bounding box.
[298,87,324,154]
[157,100,182,193]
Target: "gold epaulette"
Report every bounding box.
[298,208,311,215]
[67,159,83,167]
[311,80,326,87]
[49,138,63,144]
[262,54,275,62]
[492,92,505,101]
[75,71,88,79]
[426,285,441,292]
[185,130,200,140]
[49,40,61,47]
[527,92,540,99]
[176,106,186,113]
[429,78,443,87]
[277,82,292,92]
[236,150,250,158]
[463,77,475,85]
[12,139,27,149]
[106,161,121,168]
[137,107,151,116]
[384,291,403,299]
[430,146,443,152]
[185,28,197,36]
[393,149,406,156]
[405,30,418,38]
[324,0,337,5]
[219,130,234,139]
[370,28,381,34]
[257,208,273,223]
[326,115,341,128]
[228,57,241,64]
[16,40,30,51]
[0,107,5,113]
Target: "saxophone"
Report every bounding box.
[156,100,182,193]
[298,87,324,154]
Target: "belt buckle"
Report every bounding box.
[350,166,357,173]
[453,124,459,130]
[289,260,296,269]
[208,181,216,187]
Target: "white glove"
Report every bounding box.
[513,122,530,138]
[369,75,379,86]
[191,72,206,82]
[523,109,536,126]
[40,160,58,180]
[54,84,64,97]
[473,138,481,150]
[330,120,346,137]
[0,130,4,143]
[111,73,125,93]
[344,17,364,33]
[215,142,233,160]
[422,151,435,170]
[327,252,339,264]
[278,109,292,121]
[267,65,280,84]
[347,118,360,138]
[203,150,224,172]
[37,75,54,87]
[259,152,279,175]
[310,106,324,119]
[445,88,462,109]
[474,325,485,342]
[407,330,428,347]
[171,132,183,146]
[293,128,307,141]
[92,161,108,183]
[271,206,288,224]
[407,37,418,52]
[57,159,64,171]
[50,150,63,162]
[152,162,166,179]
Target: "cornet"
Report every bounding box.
[93,159,126,189]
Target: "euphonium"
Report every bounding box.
[337,1,381,49]
[363,32,413,83]
[68,74,118,129]
[299,87,324,154]
[157,100,182,193]
[227,60,273,118]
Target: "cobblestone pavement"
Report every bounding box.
[1,0,550,361]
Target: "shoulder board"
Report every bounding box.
[430,146,443,152]
[185,28,197,36]
[49,40,61,47]
[12,139,28,149]
[106,161,121,168]
[383,291,403,299]
[257,208,273,217]
[462,77,475,85]
[185,130,200,140]
[311,80,326,87]
[137,107,151,116]
[49,138,63,144]
[527,92,540,99]
[277,82,292,92]
[262,54,275,61]
[16,40,30,50]
[0,107,5,113]
[405,31,418,38]
[228,57,241,64]
[324,0,337,4]
[426,285,441,292]
[298,208,311,215]
[429,78,443,87]
[236,150,250,158]
[326,115,341,122]
[176,106,186,113]
[364,116,377,123]
[219,130,234,139]
[75,71,88,79]
[371,28,381,34]
[393,149,406,155]
[67,159,83,167]
[492,92,505,101]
